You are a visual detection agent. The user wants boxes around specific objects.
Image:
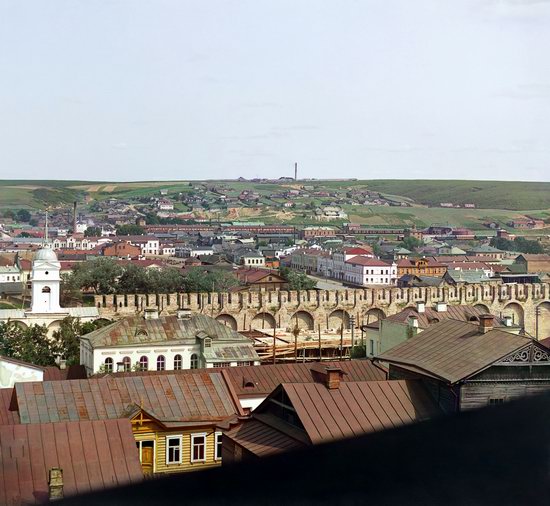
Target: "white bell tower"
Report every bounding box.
[30,212,62,313]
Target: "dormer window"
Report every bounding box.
[204,337,212,348]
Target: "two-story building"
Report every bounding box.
[343,257,397,286]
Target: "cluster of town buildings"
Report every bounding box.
[0,233,550,503]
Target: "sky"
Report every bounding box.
[0,0,549,182]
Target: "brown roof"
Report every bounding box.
[228,379,439,454]
[0,419,142,505]
[98,360,386,399]
[377,320,533,384]
[223,360,387,398]
[14,372,242,425]
[0,388,19,425]
[281,380,438,444]
[224,416,308,458]
[385,304,507,329]
[345,256,390,267]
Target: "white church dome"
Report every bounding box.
[35,247,58,262]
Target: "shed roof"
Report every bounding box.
[0,419,142,505]
[377,319,533,384]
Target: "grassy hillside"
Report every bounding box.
[364,180,550,210]
[0,179,549,213]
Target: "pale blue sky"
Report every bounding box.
[0,0,549,181]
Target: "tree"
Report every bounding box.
[52,317,112,365]
[17,232,32,238]
[84,226,102,237]
[280,267,317,290]
[0,321,56,366]
[182,268,239,293]
[16,209,32,222]
[116,224,145,236]
[401,236,422,251]
[68,257,123,294]
[117,263,150,293]
[490,236,544,254]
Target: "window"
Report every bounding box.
[104,357,113,373]
[139,356,148,371]
[369,339,375,356]
[238,361,252,367]
[122,356,131,372]
[213,362,231,368]
[166,436,182,465]
[174,354,182,370]
[215,432,223,460]
[190,354,199,369]
[157,355,165,371]
[191,434,206,462]
[203,338,212,348]
[42,286,51,293]
[489,397,505,405]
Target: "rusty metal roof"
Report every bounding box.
[83,314,254,348]
[378,319,533,384]
[14,372,241,425]
[224,416,308,458]
[385,305,508,329]
[0,419,142,505]
[97,359,387,399]
[227,379,439,454]
[0,388,19,425]
[222,359,387,398]
[280,380,439,444]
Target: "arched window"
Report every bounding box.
[139,356,148,371]
[174,354,182,370]
[42,286,51,293]
[190,354,199,369]
[123,356,131,372]
[157,355,165,371]
[104,357,113,373]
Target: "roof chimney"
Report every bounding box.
[144,307,159,320]
[479,314,494,334]
[409,316,419,328]
[325,366,343,389]
[177,308,192,320]
[435,302,447,312]
[416,302,425,313]
[503,315,513,327]
[48,468,64,501]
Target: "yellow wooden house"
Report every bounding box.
[11,370,244,476]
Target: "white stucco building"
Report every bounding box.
[343,257,397,286]
[79,310,260,375]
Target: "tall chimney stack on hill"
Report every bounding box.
[73,201,77,234]
[294,162,298,181]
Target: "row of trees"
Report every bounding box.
[63,258,317,297]
[490,236,544,254]
[62,258,240,296]
[0,317,111,366]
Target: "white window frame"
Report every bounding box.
[190,433,207,463]
[215,431,223,461]
[165,435,182,465]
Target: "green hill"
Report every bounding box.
[364,180,550,211]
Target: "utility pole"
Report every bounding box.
[339,325,343,360]
[349,315,356,360]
